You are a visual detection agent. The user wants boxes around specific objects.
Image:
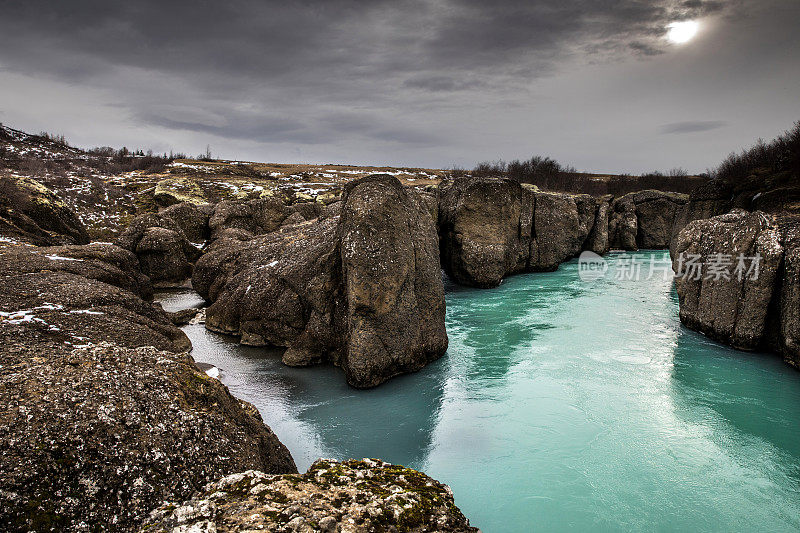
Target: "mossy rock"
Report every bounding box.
[154,178,207,207]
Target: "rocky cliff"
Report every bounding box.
[437,177,609,287]
[193,174,448,388]
[672,210,783,350]
[670,126,800,369]
[671,178,800,369]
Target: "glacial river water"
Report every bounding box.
[159,251,800,532]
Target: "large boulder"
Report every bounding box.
[338,175,447,387]
[142,459,477,533]
[672,209,783,350]
[193,175,448,388]
[0,175,89,246]
[438,177,603,287]
[530,191,595,271]
[159,201,212,243]
[115,213,201,285]
[438,177,527,287]
[0,332,296,532]
[609,190,688,250]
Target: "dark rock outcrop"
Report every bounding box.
[0,175,89,245]
[142,459,477,533]
[0,243,189,352]
[530,190,596,271]
[0,332,297,532]
[771,215,800,367]
[672,209,783,350]
[671,163,800,368]
[0,238,298,531]
[193,175,448,388]
[115,213,202,285]
[208,197,291,240]
[339,176,448,387]
[608,190,688,250]
[437,177,604,287]
[586,195,612,254]
[438,177,527,288]
[159,201,212,243]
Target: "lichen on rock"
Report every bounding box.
[141,459,478,533]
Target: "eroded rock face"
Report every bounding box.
[438,177,526,287]
[769,215,800,368]
[0,334,297,532]
[586,195,612,254]
[208,197,292,240]
[159,201,212,243]
[339,176,448,387]
[530,191,595,271]
[672,209,783,350]
[0,175,89,245]
[609,190,688,250]
[115,213,202,285]
[0,243,189,352]
[195,217,342,364]
[141,459,477,533]
[193,175,448,388]
[438,177,603,287]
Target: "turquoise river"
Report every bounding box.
[159,251,800,532]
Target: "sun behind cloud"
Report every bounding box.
[666,20,700,44]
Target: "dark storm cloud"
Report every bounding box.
[4,0,797,173]
[0,0,735,146]
[660,121,728,134]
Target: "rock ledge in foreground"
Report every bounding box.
[142,459,478,533]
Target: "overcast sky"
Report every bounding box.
[1,0,798,173]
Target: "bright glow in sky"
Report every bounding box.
[667,20,700,44]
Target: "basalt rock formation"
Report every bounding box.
[770,214,800,367]
[142,459,477,533]
[437,177,603,287]
[115,213,202,285]
[193,174,448,388]
[672,209,783,350]
[671,169,800,369]
[608,190,688,251]
[0,174,89,245]
[674,210,800,370]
